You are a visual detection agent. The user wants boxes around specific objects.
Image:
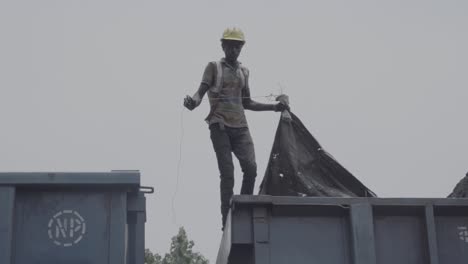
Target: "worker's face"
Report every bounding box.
[222,40,244,62]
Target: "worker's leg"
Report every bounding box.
[210,124,235,227]
[231,127,257,195]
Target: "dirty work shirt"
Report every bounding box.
[201,59,250,128]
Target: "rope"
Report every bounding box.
[171,93,280,226]
[171,107,184,226]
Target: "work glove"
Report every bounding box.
[183,95,196,111]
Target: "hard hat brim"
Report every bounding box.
[220,37,245,42]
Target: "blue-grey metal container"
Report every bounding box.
[217,195,468,264]
[0,171,149,264]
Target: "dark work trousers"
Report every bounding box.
[209,123,257,227]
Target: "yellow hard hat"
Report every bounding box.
[221,28,245,42]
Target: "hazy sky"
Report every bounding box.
[1,0,467,261]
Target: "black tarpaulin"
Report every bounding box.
[259,112,376,197]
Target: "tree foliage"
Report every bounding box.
[145,227,209,264]
[145,248,162,264]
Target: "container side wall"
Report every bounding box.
[435,215,468,263]
[108,191,127,264]
[269,216,351,264]
[0,187,15,264]
[350,203,377,264]
[12,191,112,264]
[127,192,146,264]
[374,214,429,264]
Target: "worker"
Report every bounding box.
[183,28,289,229]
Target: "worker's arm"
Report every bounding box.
[184,63,214,110]
[242,90,276,111]
[184,83,209,110]
[242,72,289,112]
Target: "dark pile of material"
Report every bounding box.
[448,172,468,198]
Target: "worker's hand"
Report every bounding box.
[274,102,290,112]
[184,95,196,110]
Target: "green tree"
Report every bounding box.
[162,227,209,264]
[145,248,162,264]
[145,227,209,264]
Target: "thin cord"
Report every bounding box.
[207,93,279,101]
[171,93,279,226]
[278,82,285,95]
[172,107,184,226]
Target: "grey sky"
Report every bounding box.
[1,0,467,261]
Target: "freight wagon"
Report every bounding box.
[217,195,468,264]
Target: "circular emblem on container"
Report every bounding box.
[48,210,86,247]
